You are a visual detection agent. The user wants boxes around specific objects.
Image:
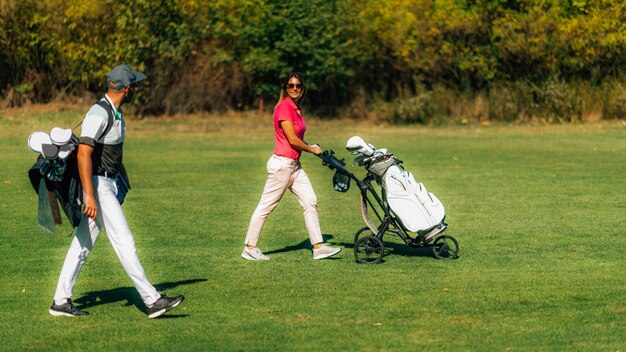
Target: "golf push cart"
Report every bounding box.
[317,136,459,264]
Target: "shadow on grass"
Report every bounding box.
[264,234,338,255]
[262,234,440,262]
[385,241,436,258]
[337,239,436,263]
[73,278,207,316]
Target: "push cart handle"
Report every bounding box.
[318,150,348,172]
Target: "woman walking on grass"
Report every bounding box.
[242,72,341,261]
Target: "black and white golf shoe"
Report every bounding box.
[49,299,89,317]
[146,294,185,319]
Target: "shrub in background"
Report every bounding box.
[2,0,626,123]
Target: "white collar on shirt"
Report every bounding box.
[104,94,118,112]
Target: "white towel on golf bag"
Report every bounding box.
[384,165,445,232]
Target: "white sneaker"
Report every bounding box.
[241,247,270,261]
[313,243,341,260]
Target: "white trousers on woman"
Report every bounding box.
[53,176,160,306]
[245,154,324,247]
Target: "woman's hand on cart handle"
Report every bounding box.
[308,144,322,155]
[318,150,337,169]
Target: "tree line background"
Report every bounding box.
[2,0,626,123]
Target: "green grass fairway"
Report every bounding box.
[1,109,625,351]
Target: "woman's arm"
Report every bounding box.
[280,120,322,155]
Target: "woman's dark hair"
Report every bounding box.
[278,72,307,105]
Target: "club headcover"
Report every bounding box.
[41,143,59,160]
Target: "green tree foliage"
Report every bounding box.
[202,0,361,113]
[0,1,62,101]
[355,0,497,94]
[2,0,626,120]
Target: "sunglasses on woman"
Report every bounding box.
[287,83,302,89]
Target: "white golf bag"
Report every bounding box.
[346,136,445,233]
[383,165,445,232]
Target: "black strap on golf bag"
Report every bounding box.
[27,100,116,228]
[94,100,115,140]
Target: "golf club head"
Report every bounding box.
[41,143,59,160]
[56,163,66,175]
[39,161,51,175]
[346,136,375,156]
[50,127,73,145]
[57,143,73,160]
[28,131,51,153]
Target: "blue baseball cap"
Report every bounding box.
[107,64,146,90]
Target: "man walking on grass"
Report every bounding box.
[49,65,184,318]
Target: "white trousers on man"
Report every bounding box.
[53,176,160,306]
[245,154,323,247]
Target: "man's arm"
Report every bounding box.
[77,143,97,219]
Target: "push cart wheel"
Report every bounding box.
[354,236,384,264]
[432,235,459,260]
[353,226,373,243]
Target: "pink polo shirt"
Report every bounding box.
[273,97,306,159]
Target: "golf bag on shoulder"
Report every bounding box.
[27,100,130,231]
